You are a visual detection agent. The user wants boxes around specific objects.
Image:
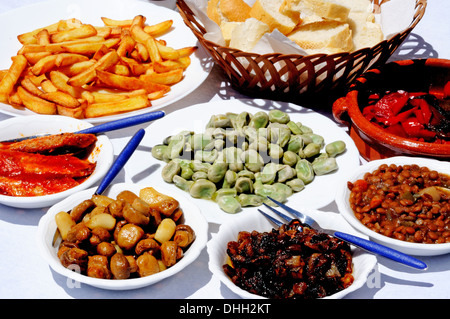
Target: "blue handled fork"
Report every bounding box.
[258,196,427,270]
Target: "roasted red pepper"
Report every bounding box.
[373,91,409,118]
[362,90,444,142]
[401,118,436,139]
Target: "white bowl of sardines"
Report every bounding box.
[0,115,113,208]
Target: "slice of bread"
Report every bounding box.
[220,21,241,45]
[207,0,225,25]
[347,11,383,50]
[287,20,353,54]
[280,0,350,23]
[207,0,251,25]
[229,18,271,52]
[329,0,372,13]
[250,0,299,35]
[219,0,252,22]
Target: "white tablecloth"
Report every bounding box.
[0,0,449,300]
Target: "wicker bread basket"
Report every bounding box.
[177,0,427,103]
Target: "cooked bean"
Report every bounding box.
[217,195,241,214]
[312,157,338,175]
[151,144,168,161]
[189,179,216,199]
[325,140,346,157]
[162,160,181,183]
[249,111,269,129]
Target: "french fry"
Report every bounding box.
[59,38,120,55]
[57,104,84,118]
[83,90,128,103]
[18,36,108,54]
[68,50,119,87]
[57,60,96,77]
[49,70,83,98]
[131,15,146,29]
[130,25,162,63]
[140,68,184,85]
[96,69,170,94]
[121,56,150,76]
[110,64,130,76]
[40,91,81,108]
[177,46,198,58]
[22,70,47,86]
[21,77,43,96]
[0,70,7,81]
[101,17,133,27]
[40,79,58,92]
[153,57,191,72]
[51,24,97,43]
[8,90,23,107]
[55,53,89,67]
[17,21,60,44]
[147,90,167,100]
[31,54,58,75]
[16,86,57,114]
[135,42,149,62]
[95,26,112,38]
[24,51,52,65]
[116,32,136,57]
[143,20,173,37]
[56,18,83,31]
[35,29,51,45]
[84,94,149,118]
[0,55,28,103]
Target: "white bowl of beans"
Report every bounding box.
[336,156,450,256]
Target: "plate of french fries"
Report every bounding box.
[0,0,213,122]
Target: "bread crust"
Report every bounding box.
[250,0,298,35]
[219,0,251,22]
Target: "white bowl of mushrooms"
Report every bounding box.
[37,183,208,290]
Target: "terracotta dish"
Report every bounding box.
[333,58,450,160]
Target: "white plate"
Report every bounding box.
[0,115,114,208]
[37,183,209,290]
[336,156,450,256]
[0,0,213,123]
[207,208,377,299]
[141,98,361,224]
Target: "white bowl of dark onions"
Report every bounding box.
[0,115,114,208]
[336,156,450,256]
[37,183,208,290]
[208,208,377,299]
